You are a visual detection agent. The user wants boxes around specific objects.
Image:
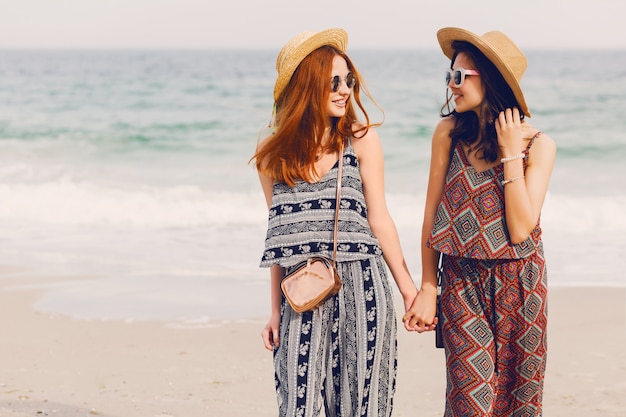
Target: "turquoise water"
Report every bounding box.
[0,49,624,322]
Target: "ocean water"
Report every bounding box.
[0,49,624,323]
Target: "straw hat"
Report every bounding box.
[273,28,348,102]
[437,27,531,117]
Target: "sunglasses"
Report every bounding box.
[445,68,480,87]
[330,73,356,92]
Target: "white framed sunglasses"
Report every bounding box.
[445,68,480,87]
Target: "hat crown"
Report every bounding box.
[273,28,348,102]
[276,31,315,73]
[481,31,527,82]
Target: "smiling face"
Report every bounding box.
[325,55,352,120]
[449,52,484,115]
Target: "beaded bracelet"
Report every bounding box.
[500,153,525,163]
[501,175,525,186]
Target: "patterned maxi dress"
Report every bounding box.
[427,133,548,417]
[260,141,398,417]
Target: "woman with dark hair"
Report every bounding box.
[404,28,556,416]
[252,28,423,417]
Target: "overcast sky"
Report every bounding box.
[0,0,624,50]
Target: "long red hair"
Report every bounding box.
[251,46,378,186]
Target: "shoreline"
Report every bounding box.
[4,258,625,325]
[1,270,625,416]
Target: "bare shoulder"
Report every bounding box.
[535,131,556,150]
[256,134,273,152]
[435,116,455,132]
[525,125,556,165]
[522,123,555,146]
[431,117,455,156]
[533,132,556,165]
[433,117,454,142]
[254,134,274,170]
[351,123,382,156]
[525,123,556,154]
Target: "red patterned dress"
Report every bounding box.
[427,132,547,417]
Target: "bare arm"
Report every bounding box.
[403,118,454,330]
[261,264,283,350]
[496,109,556,243]
[256,139,285,350]
[352,127,418,312]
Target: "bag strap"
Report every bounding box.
[332,140,344,267]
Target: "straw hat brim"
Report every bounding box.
[437,27,530,117]
[274,28,348,102]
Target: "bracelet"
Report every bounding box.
[501,175,525,186]
[500,153,525,163]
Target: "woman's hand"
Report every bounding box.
[402,286,438,333]
[401,286,420,331]
[261,313,280,351]
[495,107,523,158]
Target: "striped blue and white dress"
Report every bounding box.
[260,140,398,417]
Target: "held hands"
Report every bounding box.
[495,107,523,157]
[402,287,438,333]
[262,287,439,346]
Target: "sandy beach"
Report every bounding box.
[1,267,624,417]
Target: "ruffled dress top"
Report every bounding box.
[427,136,543,260]
[260,141,382,269]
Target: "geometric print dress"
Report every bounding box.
[427,133,548,417]
[260,140,398,417]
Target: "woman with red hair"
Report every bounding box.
[251,28,423,417]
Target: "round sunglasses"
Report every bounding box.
[330,73,356,92]
[445,68,480,87]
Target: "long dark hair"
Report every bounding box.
[440,41,524,162]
